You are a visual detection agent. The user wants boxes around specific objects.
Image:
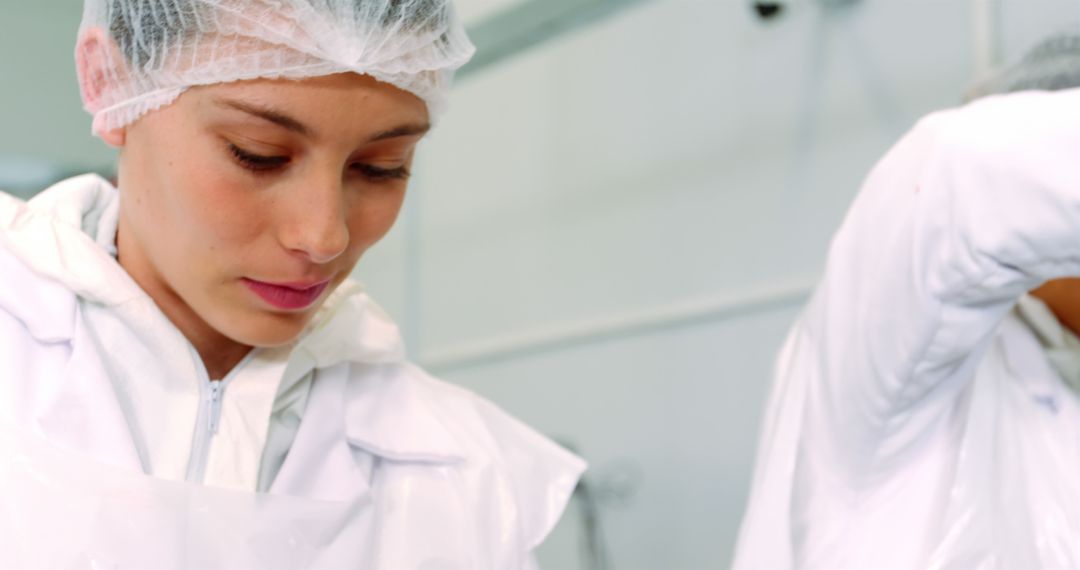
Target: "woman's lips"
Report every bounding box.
[242,278,331,311]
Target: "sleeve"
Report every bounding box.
[734,88,1080,569]
[470,397,587,556]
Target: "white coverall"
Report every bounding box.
[734,88,1080,569]
[0,174,585,569]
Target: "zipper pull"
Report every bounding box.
[208,381,224,434]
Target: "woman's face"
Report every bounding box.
[112,73,428,348]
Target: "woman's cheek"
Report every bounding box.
[353,192,405,248]
[190,180,268,244]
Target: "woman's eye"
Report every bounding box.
[353,163,411,181]
[229,144,289,172]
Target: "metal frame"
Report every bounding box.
[459,0,653,79]
[422,283,813,373]
[971,0,1004,80]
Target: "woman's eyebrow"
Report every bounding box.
[214,98,312,136]
[213,97,430,142]
[366,123,431,143]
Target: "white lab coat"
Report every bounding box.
[734,88,1080,570]
[0,174,585,569]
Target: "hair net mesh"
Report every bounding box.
[77,0,475,134]
[977,27,1080,97]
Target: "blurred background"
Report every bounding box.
[3,1,1079,568]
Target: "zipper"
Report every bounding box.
[207,381,224,434]
[185,351,256,484]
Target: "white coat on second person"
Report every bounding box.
[0,174,585,569]
[734,88,1080,570]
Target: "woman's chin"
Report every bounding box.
[214,309,315,348]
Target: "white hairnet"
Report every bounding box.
[970,27,1080,99]
[76,0,475,135]
[996,28,1080,93]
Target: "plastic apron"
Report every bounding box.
[0,415,375,569]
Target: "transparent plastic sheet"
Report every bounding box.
[0,417,372,570]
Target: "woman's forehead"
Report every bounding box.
[197,74,420,108]
[187,75,430,140]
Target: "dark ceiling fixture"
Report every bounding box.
[752,2,785,22]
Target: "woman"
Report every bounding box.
[734,33,1080,569]
[0,1,584,568]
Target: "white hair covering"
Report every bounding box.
[76,0,475,135]
[970,27,1080,99]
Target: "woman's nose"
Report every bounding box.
[281,176,350,264]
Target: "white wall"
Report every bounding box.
[3,0,1079,568]
[354,1,1080,568]
[0,1,113,172]
[454,0,525,25]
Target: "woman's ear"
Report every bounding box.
[75,27,126,147]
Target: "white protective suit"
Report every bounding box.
[0,174,585,569]
[734,87,1080,569]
